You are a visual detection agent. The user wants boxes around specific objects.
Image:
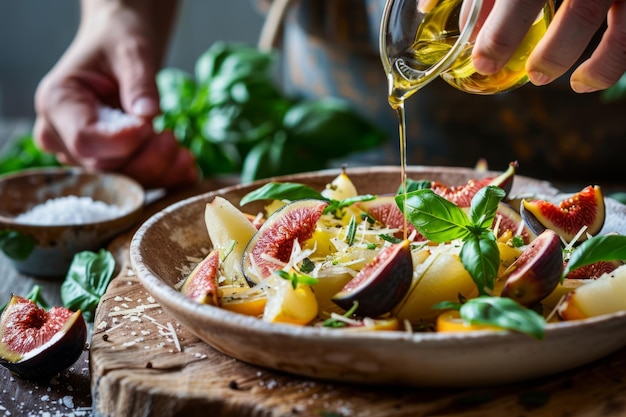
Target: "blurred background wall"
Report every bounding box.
[0,1,265,119]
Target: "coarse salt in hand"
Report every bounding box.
[96,106,142,133]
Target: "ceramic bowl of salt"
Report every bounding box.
[0,167,145,278]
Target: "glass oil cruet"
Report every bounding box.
[380,0,555,107]
[380,0,554,239]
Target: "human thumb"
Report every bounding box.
[111,42,162,119]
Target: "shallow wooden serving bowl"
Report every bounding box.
[130,166,626,387]
[0,167,145,278]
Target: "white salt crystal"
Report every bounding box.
[96,106,142,133]
[14,195,124,225]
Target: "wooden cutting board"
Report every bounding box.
[90,182,626,417]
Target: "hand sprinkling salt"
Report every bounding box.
[96,106,142,133]
[14,196,124,225]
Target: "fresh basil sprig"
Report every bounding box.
[155,42,386,182]
[563,234,626,277]
[240,182,324,206]
[239,181,375,216]
[398,185,505,294]
[60,249,116,322]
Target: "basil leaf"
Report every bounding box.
[399,189,471,242]
[468,186,506,229]
[397,179,431,194]
[324,194,376,215]
[460,231,500,294]
[240,182,327,206]
[60,249,116,322]
[0,134,59,175]
[283,98,385,157]
[0,230,35,260]
[460,297,546,339]
[564,235,626,277]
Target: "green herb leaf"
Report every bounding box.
[460,296,546,339]
[300,258,315,274]
[345,216,357,246]
[0,134,59,175]
[240,182,326,206]
[283,98,385,157]
[563,235,626,277]
[0,285,50,315]
[323,301,359,328]
[323,194,376,216]
[60,249,116,322]
[399,189,471,242]
[397,179,431,194]
[460,231,500,294]
[274,270,318,289]
[0,230,35,260]
[468,186,506,229]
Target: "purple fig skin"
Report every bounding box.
[500,230,564,307]
[332,240,413,317]
[0,310,87,381]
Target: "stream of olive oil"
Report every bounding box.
[385,0,551,238]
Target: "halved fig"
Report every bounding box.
[0,295,87,380]
[242,199,328,285]
[565,259,624,280]
[520,185,605,244]
[332,240,413,317]
[499,229,564,306]
[181,249,221,306]
[357,195,423,241]
[492,202,536,244]
[429,161,516,207]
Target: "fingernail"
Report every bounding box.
[570,80,599,93]
[132,97,160,117]
[472,57,499,75]
[528,71,552,86]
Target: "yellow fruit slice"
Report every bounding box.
[204,196,257,286]
[497,241,522,274]
[321,171,358,200]
[558,265,626,320]
[262,276,318,325]
[436,310,503,333]
[541,278,586,316]
[394,246,478,323]
[219,286,267,317]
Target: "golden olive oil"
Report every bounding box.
[383,0,553,237]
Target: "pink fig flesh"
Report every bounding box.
[0,295,87,380]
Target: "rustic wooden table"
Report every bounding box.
[1,120,626,417]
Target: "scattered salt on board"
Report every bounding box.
[14,195,124,225]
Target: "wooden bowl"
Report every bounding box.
[0,167,145,278]
[130,166,626,387]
